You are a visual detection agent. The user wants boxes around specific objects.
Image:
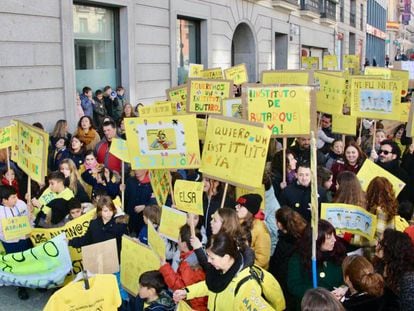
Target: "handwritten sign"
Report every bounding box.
[147,221,166,259]
[166,84,187,114]
[261,70,312,85]
[235,185,265,210]
[2,216,31,241]
[301,57,319,70]
[323,55,338,69]
[0,126,14,149]
[149,169,171,207]
[82,239,119,274]
[343,55,360,74]
[138,102,173,117]
[187,79,232,114]
[223,98,243,119]
[224,63,248,85]
[365,67,409,96]
[109,138,130,163]
[189,63,204,78]
[331,114,357,135]
[125,115,201,170]
[316,72,346,114]
[200,116,270,189]
[243,84,315,136]
[196,118,207,141]
[173,180,204,215]
[158,205,187,242]
[201,67,224,79]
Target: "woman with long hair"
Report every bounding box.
[333,171,366,208]
[59,159,90,203]
[121,102,136,118]
[68,135,86,169]
[50,119,71,149]
[74,116,100,151]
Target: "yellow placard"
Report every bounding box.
[158,205,187,242]
[365,67,409,97]
[321,203,377,240]
[173,180,204,215]
[200,116,271,189]
[125,115,201,170]
[149,169,171,207]
[138,102,173,117]
[13,120,48,184]
[407,102,414,137]
[323,55,338,69]
[147,221,166,260]
[331,114,357,135]
[357,160,405,196]
[2,216,31,241]
[201,67,223,80]
[120,236,160,296]
[235,185,265,210]
[349,77,402,120]
[188,63,204,78]
[365,67,391,78]
[316,72,346,114]
[177,301,193,311]
[301,57,319,70]
[261,70,311,85]
[166,84,187,114]
[196,118,207,141]
[109,138,130,163]
[243,84,315,136]
[343,55,360,74]
[400,102,411,122]
[223,98,243,119]
[0,126,14,149]
[187,79,232,114]
[224,63,248,85]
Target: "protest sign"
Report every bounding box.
[201,67,224,79]
[357,160,405,196]
[407,101,414,137]
[365,67,409,96]
[400,102,410,122]
[121,236,160,296]
[2,215,31,241]
[147,221,166,259]
[394,61,414,88]
[12,120,48,183]
[235,185,265,210]
[224,63,248,85]
[149,169,171,207]
[200,116,271,189]
[82,238,119,274]
[343,55,360,74]
[323,55,338,69]
[158,205,187,242]
[0,233,71,288]
[188,63,204,78]
[187,79,232,114]
[30,209,96,276]
[316,72,346,114]
[243,84,316,137]
[321,203,377,240]
[138,102,173,117]
[223,98,243,119]
[349,76,402,121]
[109,138,130,163]
[173,180,204,215]
[331,114,357,135]
[261,70,312,85]
[0,125,14,149]
[166,84,187,114]
[124,115,201,170]
[301,57,319,70]
[196,118,207,141]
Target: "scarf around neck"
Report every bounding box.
[206,252,244,293]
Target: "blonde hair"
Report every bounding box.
[51,119,68,138]
[59,158,83,195]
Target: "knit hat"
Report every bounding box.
[236,194,262,215]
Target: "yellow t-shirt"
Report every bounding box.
[44,274,121,311]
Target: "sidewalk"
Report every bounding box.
[0,287,52,311]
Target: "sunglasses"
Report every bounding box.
[379,150,392,155]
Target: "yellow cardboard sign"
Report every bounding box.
[357,160,405,196]
[173,180,204,215]
[301,57,319,70]
[331,114,357,135]
[400,102,410,122]
[196,118,207,141]
[407,102,414,137]
[166,84,187,114]
[177,301,193,311]
[109,138,130,163]
[365,67,391,78]
[343,55,360,74]
[2,216,32,241]
[349,77,402,121]
[120,236,160,296]
[147,221,166,260]
[149,169,171,207]
[224,63,248,85]
[201,67,224,80]
[138,102,173,117]
[0,126,14,149]
[261,70,311,85]
[316,73,346,114]
[235,185,265,210]
[323,55,338,69]
[158,205,187,242]
[243,84,315,136]
[13,120,48,184]
[187,79,232,114]
[365,67,409,97]
[200,116,271,189]
[223,98,243,119]
[321,203,377,240]
[124,115,201,170]
[188,63,204,78]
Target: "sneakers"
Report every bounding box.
[17,287,29,300]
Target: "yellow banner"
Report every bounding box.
[343,55,360,74]
[316,73,346,114]
[189,63,204,78]
[0,126,14,149]
[201,67,223,80]
[357,160,405,196]
[120,236,160,296]
[149,169,171,207]
[244,84,314,136]
[124,115,201,170]
[261,70,311,85]
[196,118,207,141]
[2,216,31,241]
[321,203,377,240]
[331,114,357,135]
[323,55,338,69]
[109,138,130,163]
[166,84,187,114]
[365,67,409,97]
[223,98,243,119]
[200,116,271,189]
[301,57,319,70]
[187,79,232,114]
[147,221,166,260]
[224,63,248,85]
[235,185,265,210]
[138,102,173,117]
[158,205,187,242]
[173,180,204,215]
[349,77,402,121]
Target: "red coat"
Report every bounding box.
[159,250,207,311]
[1,177,21,199]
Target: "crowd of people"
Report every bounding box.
[0,83,413,311]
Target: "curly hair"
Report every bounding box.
[276,206,307,239]
[333,171,366,208]
[366,177,398,221]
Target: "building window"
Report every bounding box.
[350,0,356,27]
[340,0,344,22]
[360,4,364,30]
[73,4,119,92]
[177,17,201,85]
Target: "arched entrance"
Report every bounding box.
[231,23,256,83]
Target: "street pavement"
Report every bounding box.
[0,287,52,311]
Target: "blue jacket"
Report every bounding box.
[80,94,94,117]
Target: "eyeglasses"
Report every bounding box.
[379,150,392,155]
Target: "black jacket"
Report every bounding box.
[342,291,385,311]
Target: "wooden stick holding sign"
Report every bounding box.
[121,161,125,210]
[169,172,176,206]
[220,182,229,209]
[371,121,377,154]
[188,213,196,237]
[342,134,346,146]
[6,147,11,186]
[282,137,287,184]
[358,118,363,142]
